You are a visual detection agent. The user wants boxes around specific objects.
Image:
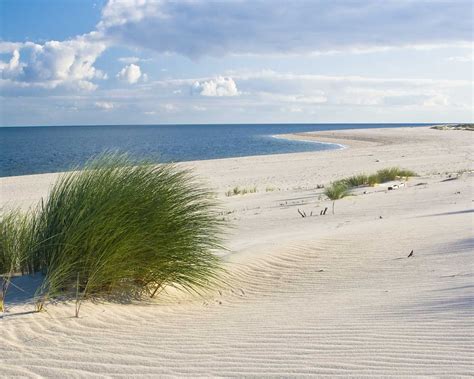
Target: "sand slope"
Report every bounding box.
[1,127,473,377]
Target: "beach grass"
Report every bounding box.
[372,168,416,183]
[341,174,369,187]
[225,186,257,196]
[0,210,36,312]
[339,168,416,189]
[324,181,350,201]
[324,167,416,214]
[1,153,226,315]
[324,181,349,214]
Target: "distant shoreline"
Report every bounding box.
[271,134,347,149]
[0,123,435,178]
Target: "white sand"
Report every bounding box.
[1,126,473,377]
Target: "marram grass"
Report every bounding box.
[324,167,417,214]
[324,181,349,201]
[1,153,226,315]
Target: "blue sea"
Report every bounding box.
[0,123,432,177]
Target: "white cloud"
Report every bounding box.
[98,0,472,57]
[95,101,115,110]
[117,63,142,84]
[259,92,327,104]
[0,34,107,90]
[192,76,239,97]
[224,71,471,110]
[118,56,152,64]
[446,54,474,63]
[161,103,177,112]
[118,56,140,64]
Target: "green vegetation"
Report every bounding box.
[0,153,226,316]
[324,167,417,214]
[324,181,350,214]
[341,174,369,187]
[371,168,416,183]
[338,167,416,189]
[324,181,349,201]
[431,124,473,131]
[225,186,257,196]
[0,210,35,312]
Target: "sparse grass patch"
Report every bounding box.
[225,186,257,196]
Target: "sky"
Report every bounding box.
[0,0,472,126]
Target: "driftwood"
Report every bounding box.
[297,209,307,218]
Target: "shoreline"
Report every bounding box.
[271,133,348,149]
[2,126,473,210]
[0,124,435,180]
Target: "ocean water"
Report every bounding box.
[0,123,430,177]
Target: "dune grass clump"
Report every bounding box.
[1,153,226,315]
[342,174,369,187]
[324,181,349,214]
[341,168,416,188]
[373,168,416,184]
[323,168,416,214]
[324,181,349,200]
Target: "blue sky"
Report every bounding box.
[0,0,472,126]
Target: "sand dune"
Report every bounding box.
[1,126,473,377]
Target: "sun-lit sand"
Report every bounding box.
[1,126,473,377]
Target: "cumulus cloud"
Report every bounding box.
[98,0,473,57]
[0,34,107,90]
[192,77,239,97]
[117,63,142,84]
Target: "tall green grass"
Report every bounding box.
[0,210,36,312]
[324,181,349,201]
[324,181,349,214]
[371,168,416,183]
[1,153,226,315]
[324,167,416,214]
[338,168,416,189]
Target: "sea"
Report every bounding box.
[0,123,433,177]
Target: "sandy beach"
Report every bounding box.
[1,126,473,377]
